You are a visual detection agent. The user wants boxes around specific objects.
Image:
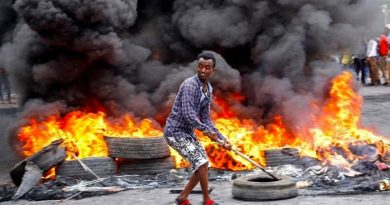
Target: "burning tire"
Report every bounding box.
[118,157,175,175]
[104,136,170,159]
[56,157,115,180]
[264,148,299,167]
[232,174,298,201]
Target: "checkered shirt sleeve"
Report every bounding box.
[199,103,226,141]
[180,80,211,132]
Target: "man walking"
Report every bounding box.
[164,52,232,205]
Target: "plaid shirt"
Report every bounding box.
[164,75,225,140]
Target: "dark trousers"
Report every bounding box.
[354,58,366,84]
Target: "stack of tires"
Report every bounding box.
[264,148,300,167]
[55,136,175,179]
[104,136,175,175]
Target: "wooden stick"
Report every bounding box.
[216,139,279,180]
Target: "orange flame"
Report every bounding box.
[17,71,390,173]
[18,111,163,160]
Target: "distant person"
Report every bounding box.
[366,38,379,85]
[353,38,368,85]
[0,68,11,103]
[353,42,367,85]
[378,35,388,84]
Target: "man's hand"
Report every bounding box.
[203,130,218,141]
[221,140,232,151]
[203,130,232,150]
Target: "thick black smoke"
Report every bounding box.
[0,0,386,133]
[0,0,17,42]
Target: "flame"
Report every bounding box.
[200,71,389,170]
[17,71,390,173]
[18,111,163,160]
[301,72,389,165]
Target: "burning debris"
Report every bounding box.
[10,139,66,186]
[0,0,389,202]
[0,0,387,170]
[0,173,187,202]
[2,136,390,202]
[379,179,390,191]
[5,135,177,200]
[10,72,390,176]
[9,139,66,200]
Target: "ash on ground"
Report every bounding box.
[1,160,390,202]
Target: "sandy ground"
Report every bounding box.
[1,86,390,205]
[0,181,389,205]
[1,181,390,205]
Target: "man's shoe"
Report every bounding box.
[175,198,191,205]
[204,199,219,205]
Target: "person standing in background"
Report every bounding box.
[366,38,379,85]
[353,41,367,85]
[378,35,388,84]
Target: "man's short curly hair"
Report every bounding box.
[198,52,216,68]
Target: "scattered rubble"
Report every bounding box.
[379,179,390,191]
[4,140,390,202]
[9,139,66,200]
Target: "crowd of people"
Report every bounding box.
[340,27,390,86]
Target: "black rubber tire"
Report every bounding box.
[56,157,116,180]
[118,157,175,175]
[264,148,299,166]
[265,156,298,166]
[232,174,298,201]
[281,148,300,156]
[104,136,170,159]
[264,148,299,157]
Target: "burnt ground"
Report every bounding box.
[1,86,390,204]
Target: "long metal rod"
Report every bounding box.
[71,153,103,181]
[216,139,279,180]
[55,132,102,181]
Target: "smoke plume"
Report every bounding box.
[0,0,386,136]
